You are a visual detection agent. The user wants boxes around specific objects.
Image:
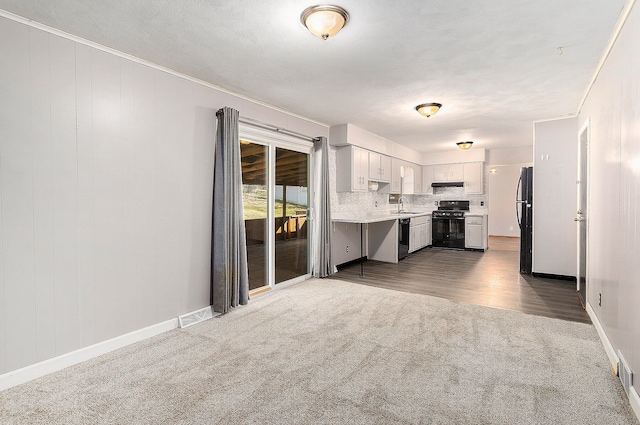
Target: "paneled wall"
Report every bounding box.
[578,3,640,379]
[0,15,326,374]
[533,117,578,276]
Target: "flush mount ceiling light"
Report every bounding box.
[415,103,442,118]
[490,167,498,173]
[300,5,349,40]
[456,141,474,150]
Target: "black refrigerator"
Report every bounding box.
[517,167,533,274]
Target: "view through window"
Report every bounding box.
[241,141,310,290]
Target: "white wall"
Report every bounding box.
[578,2,640,380]
[487,147,534,237]
[533,117,578,276]
[488,146,533,165]
[421,148,486,165]
[488,164,528,237]
[0,15,327,375]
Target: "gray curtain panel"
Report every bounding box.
[211,107,249,313]
[313,136,333,278]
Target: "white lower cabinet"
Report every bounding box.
[409,225,419,253]
[409,215,431,253]
[465,215,488,250]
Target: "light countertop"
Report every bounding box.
[332,211,431,224]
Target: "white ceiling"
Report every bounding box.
[0,1,628,152]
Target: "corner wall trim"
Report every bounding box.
[576,0,637,114]
[0,317,179,391]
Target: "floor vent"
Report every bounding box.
[617,350,634,396]
[178,306,215,329]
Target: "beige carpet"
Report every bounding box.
[1,278,637,424]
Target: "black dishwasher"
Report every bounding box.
[398,218,410,260]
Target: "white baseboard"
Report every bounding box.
[586,303,640,423]
[586,303,618,369]
[630,386,640,423]
[0,317,179,391]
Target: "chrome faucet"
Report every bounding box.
[397,195,407,213]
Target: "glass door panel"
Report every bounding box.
[240,141,268,290]
[274,147,310,284]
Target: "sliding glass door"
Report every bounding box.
[240,134,312,290]
[275,148,310,284]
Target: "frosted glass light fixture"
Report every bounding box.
[301,5,349,40]
[415,103,442,117]
[456,141,474,150]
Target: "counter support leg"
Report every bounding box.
[360,223,365,277]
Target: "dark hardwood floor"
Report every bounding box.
[334,236,590,324]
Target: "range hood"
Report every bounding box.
[431,182,464,188]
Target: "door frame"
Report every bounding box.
[239,124,314,290]
[576,118,590,306]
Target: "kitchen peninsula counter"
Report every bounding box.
[331,211,430,224]
[331,211,430,269]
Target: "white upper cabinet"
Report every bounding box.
[463,162,484,194]
[434,163,464,182]
[422,165,434,194]
[413,164,423,194]
[335,146,369,192]
[450,164,465,181]
[402,165,415,195]
[368,152,391,182]
[335,142,483,195]
[383,159,417,194]
[388,158,406,193]
[433,164,448,181]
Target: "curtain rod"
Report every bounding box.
[238,116,319,143]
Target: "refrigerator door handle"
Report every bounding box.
[515,174,523,229]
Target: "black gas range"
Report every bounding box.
[432,200,469,248]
